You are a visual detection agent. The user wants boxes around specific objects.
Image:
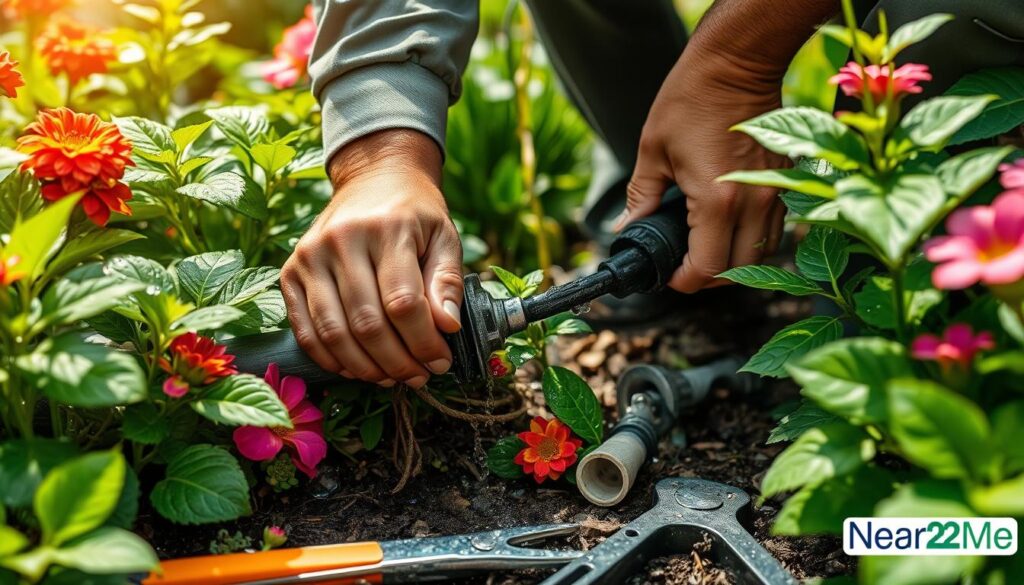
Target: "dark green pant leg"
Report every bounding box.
[524,0,686,170]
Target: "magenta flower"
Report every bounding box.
[830,61,931,104]
[999,159,1024,191]
[262,526,287,550]
[233,363,327,478]
[911,323,994,371]
[261,5,316,89]
[923,191,1024,289]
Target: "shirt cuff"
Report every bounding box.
[317,61,450,166]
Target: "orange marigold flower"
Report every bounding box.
[0,51,26,99]
[159,333,238,398]
[514,416,583,483]
[17,107,135,226]
[3,0,68,20]
[0,255,26,286]
[37,19,117,86]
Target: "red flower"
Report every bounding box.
[3,0,68,20]
[261,4,316,89]
[514,416,583,484]
[17,108,135,226]
[830,61,931,104]
[911,323,994,371]
[233,364,327,478]
[37,19,117,86]
[0,255,26,286]
[159,333,238,397]
[488,350,513,377]
[0,51,26,99]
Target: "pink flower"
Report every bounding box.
[999,159,1024,191]
[911,323,994,370]
[923,191,1024,289]
[830,61,931,104]
[262,526,287,550]
[261,5,316,89]
[233,363,327,478]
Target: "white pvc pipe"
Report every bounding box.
[576,432,647,507]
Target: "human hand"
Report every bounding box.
[281,129,463,388]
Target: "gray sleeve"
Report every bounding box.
[308,0,479,163]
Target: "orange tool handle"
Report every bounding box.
[143,541,385,585]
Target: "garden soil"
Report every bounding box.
[139,286,855,584]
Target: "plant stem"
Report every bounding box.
[890,263,908,343]
[49,400,63,437]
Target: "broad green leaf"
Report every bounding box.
[170,120,213,153]
[176,250,245,304]
[178,156,213,177]
[177,172,267,220]
[853,262,942,330]
[883,14,953,62]
[789,337,911,425]
[835,173,947,266]
[490,266,525,296]
[51,527,157,574]
[542,366,604,445]
[889,378,992,480]
[44,229,145,278]
[104,467,139,530]
[718,168,836,199]
[772,466,894,536]
[40,277,147,328]
[121,403,170,445]
[35,451,125,546]
[935,147,1012,199]
[876,478,975,518]
[122,167,170,185]
[731,107,870,170]
[947,68,1024,144]
[359,414,384,451]
[150,444,251,524]
[718,265,822,296]
[18,334,146,408]
[998,303,1024,345]
[104,255,175,293]
[229,289,286,333]
[112,117,174,157]
[891,95,997,153]
[0,439,77,508]
[992,400,1024,475]
[215,267,280,306]
[251,143,297,176]
[743,316,843,378]
[779,191,824,216]
[968,473,1024,516]
[0,170,43,234]
[190,374,292,428]
[767,401,839,444]
[761,422,874,498]
[6,194,80,282]
[506,345,538,368]
[205,106,269,149]
[486,436,525,479]
[544,313,592,337]
[796,226,848,283]
[85,312,137,344]
[170,304,245,333]
[0,527,27,557]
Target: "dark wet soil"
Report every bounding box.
[137,286,856,584]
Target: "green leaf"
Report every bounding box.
[789,337,910,425]
[490,266,525,296]
[544,313,592,337]
[113,117,175,157]
[177,172,267,220]
[205,106,269,149]
[45,229,145,278]
[170,304,245,333]
[0,439,77,508]
[6,194,80,282]
[176,250,245,304]
[85,312,137,345]
[795,227,848,283]
[773,466,894,536]
[542,366,604,445]
[486,436,525,479]
[968,473,1024,516]
[35,451,125,546]
[251,143,297,176]
[743,316,843,378]
[0,527,28,557]
[215,267,280,306]
[40,277,147,328]
[177,156,213,177]
[170,120,213,153]
[150,444,251,524]
[51,527,157,574]
[883,14,953,61]
[853,262,942,330]
[779,191,824,216]
[718,265,822,296]
[104,467,139,530]
[834,173,947,266]
[888,378,992,480]
[359,415,384,451]
[230,289,286,333]
[104,255,174,293]
[760,422,874,498]
[998,303,1024,345]
[718,168,836,199]
[935,147,1013,199]
[891,95,997,152]
[947,68,1024,144]
[767,401,839,444]
[992,400,1024,475]
[731,107,870,170]
[0,168,42,234]
[121,403,170,445]
[18,334,146,408]
[506,345,538,368]
[190,374,292,428]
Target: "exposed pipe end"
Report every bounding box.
[576,432,648,507]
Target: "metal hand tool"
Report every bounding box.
[142,524,581,585]
[225,195,688,384]
[544,477,797,585]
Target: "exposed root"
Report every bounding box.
[390,388,422,494]
[410,384,527,423]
